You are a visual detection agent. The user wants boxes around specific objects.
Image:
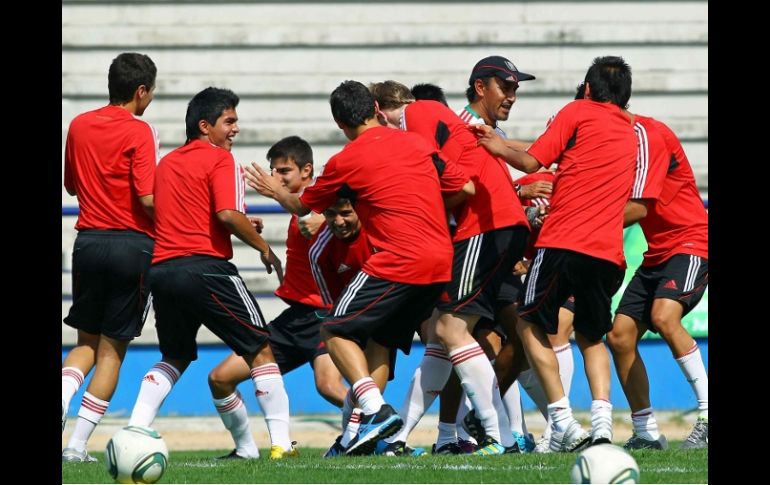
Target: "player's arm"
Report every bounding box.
[138,195,155,219]
[624,199,648,227]
[217,209,284,282]
[243,163,311,216]
[470,124,540,173]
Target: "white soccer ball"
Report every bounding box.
[105,426,169,484]
[570,443,640,484]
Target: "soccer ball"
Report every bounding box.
[569,443,640,484]
[105,426,168,484]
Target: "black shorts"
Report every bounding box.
[322,271,444,354]
[561,295,576,313]
[616,254,708,333]
[268,303,328,374]
[150,256,269,361]
[436,225,529,321]
[64,230,154,341]
[519,248,624,342]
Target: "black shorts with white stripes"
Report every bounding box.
[616,253,708,332]
[519,248,624,341]
[149,255,269,361]
[322,271,445,354]
[436,225,529,321]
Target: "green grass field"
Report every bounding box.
[62,443,707,483]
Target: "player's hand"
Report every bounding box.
[248,216,264,233]
[298,212,324,240]
[513,259,530,276]
[261,247,284,283]
[469,124,508,158]
[519,181,553,199]
[243,163,283,199]
[525,205,548,228]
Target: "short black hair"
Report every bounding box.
[465,77,493,103]
[267,135,314,174]
[411,83,448,106]
[185,87,239,142]
[330,81,376,128]
[108,52,157,104]
[584,56,632,109]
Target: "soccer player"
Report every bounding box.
[606,116,709,450]
[206,136,371,459]
[370,79,531,455]
[475,56,637,451]
[62,52,158,463]
[245,80,471,455]
[125,87,296,458]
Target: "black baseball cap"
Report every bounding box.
[469,55,535,84]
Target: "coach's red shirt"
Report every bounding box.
[528,100,636,265]
[309,224,372,308]
[64,105,159,236]
[638,119,708,266]
[403,100,529,242]
[275,215,324,308]
[152,139,247,263]
[300,126,460,284]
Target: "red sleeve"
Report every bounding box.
[130,122,159,197]
[64,129,76,194]
[527,101,580,167]
[299,156,344,213]
[211,152,245,213]
[437,152,469,195]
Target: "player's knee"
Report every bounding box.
[649,310,680,337]
[207,370,236,395]
[606,325,635,354]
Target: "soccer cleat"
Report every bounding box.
[549,420,591,452]
[590,437,612,446]
[461,409,486,444]
[269,442,299,460]
[432,441,464,455]
[472,437,508,456]
[512,431,536,453]
[216,449,258,460]
[533,435,552,454]
[680,418,708,450]
[61,448,98,463]
[345,404,403,456]
[623,433,669,450]
[323,435,346,457]
[375,439,426,456]
[457,438,477,454]
[62,399,66,433]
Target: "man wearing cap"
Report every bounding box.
[454,55,544,455]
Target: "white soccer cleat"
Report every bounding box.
[62,447,98,463]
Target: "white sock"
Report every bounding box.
[554,343,574,395]
[61,367,85,413]
[450,343,513,447]
[436,421,458,449]
[518,368,549,418]
[251,363,292,450]
[67,392,108,451]
[676,343,708,420]
[340,409,362,447]
[455,394,475,443]
[387,344,452,444]
[352,377,385,415]
[341,390,355,429]
[590,399,613,441]
[503,381,527,435]
[128,362,181,427]
[547,396,574,433]
[631,407,660,440]
[213,391,259,458]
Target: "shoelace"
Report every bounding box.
[686,422,707,443]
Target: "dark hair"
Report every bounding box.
[267,135,314,175]
[411,83,448,106]
[465,77,493,103]
[330,81,376,128]
[574,82,586,100]
[185,87,239,142]
[583,56,632,109]
[108,53,157,104]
